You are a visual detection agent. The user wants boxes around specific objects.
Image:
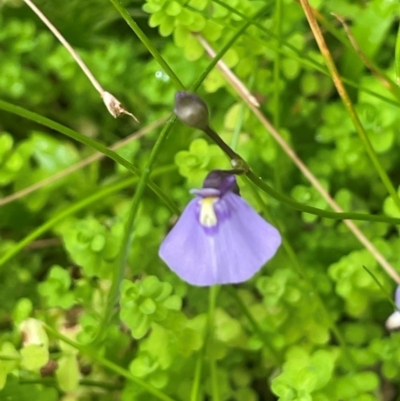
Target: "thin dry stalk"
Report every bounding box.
[332,13,394,92]
[198,35,400,284]
[0,117,168,207]
[23,0,138,121]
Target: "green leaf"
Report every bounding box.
[165,1,182,16]
[0,343,20,390]
[20,345,49,371]
[140,298,157,314]
[188,0,208,11]
[56,354,80,392]
[163,294,181,310]
[38,265,75,309]
[12,298,32,325]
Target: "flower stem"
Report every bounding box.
[204,126,245,164]
[201,124,400,224]
[191,4,271,92]
[190,352,204,401]
[363,265,398,310]
[208,285,220,401]
[109,0,184,90]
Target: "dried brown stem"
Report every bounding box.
[23,0,138,121]
[332,13,393,92]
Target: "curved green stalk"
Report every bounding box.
[209,0,400,108]
[108,0,184,90]
[3,101,400,229]
[44,325,177,401]
[0,166,176,268]
[362,265,398,310]
[97,116,178,342]
[202,124,400,224]
[0,99,178,214]
[191,4,271,91]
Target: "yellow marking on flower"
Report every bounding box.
[199,197,219,227]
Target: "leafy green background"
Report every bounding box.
[1,0,400,400]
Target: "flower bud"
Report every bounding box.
[202,170,240,196]
[174,91,209,130]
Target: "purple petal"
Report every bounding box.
[159,193,281,286]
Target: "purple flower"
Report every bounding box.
[159,170,282,286]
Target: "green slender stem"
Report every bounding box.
[396,23,400,86]
[0,100,178,214]
[209,0,400,108]
[208,285,220,401]
[299,0,400,214]
[230,103,245,151]
[190,352,204,401]
[19,378,122,390]
[204,126,242,161]
[0,166,177,268]
[108,0,184,90]
[363,265,398,311]
[225,287,281,363]
[248,184,357,371]
[201,124,400,224]
[98,116,178,342]
[191,4,271,92]
[44,325,177,401]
